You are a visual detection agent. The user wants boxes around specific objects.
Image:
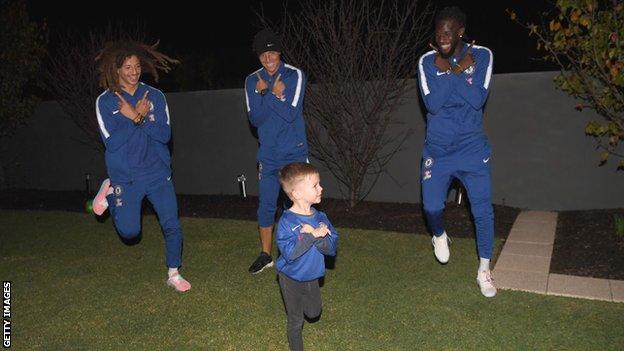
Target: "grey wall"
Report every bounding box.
[485,72,621,210]
[1,71,620,210]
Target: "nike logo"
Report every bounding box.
[291,224,301,232]
[483,157,490,163]
[436,71,447,76]
[167,176,172,181]
[267,43,274,47]
[112,110,119,114]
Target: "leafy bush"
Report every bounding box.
[510,0,623,170]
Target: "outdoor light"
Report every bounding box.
[237,174,247,198]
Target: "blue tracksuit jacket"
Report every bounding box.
[95,83,172,183]
[244,61,308,164]
[417,43,493,153]
[416,43,495,259]
[276,209,338,282]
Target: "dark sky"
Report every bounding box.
[25,0,558,92]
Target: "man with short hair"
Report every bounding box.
[244,29,309,274]
[417,6,497,297]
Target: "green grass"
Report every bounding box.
[1,210,623,350]
[615,214,624,237]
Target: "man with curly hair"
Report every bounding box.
[92,40,191,292]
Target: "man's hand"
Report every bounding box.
[255,73,268,95]
[115,92,142,123]
[452,40,475,75]
[272,73,285,100]
[429,43,451,73]
[135,90,151,118]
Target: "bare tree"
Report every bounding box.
[46,25,147,152]
[263,0,432,207]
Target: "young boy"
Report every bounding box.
[276,162,338,351]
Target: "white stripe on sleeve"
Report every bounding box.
[95,92,110,139]
[245,68,263,112]
[418,51,436,96]
[164,102,170,125]
[284,64,303,107]
[154,89,171,125]
[245,79,250,112]
[474,45,493,89]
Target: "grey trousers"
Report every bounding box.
[278,272,322,351]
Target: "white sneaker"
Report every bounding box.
[431,232,450,264]
[477,270,497,297]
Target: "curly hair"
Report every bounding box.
[95,40,179,93]
[435,6,466,28]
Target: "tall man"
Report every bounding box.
[417,7,497,297]
[92,40,191,292]
[244,29,308,274]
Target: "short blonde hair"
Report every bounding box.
[279,163,319,197]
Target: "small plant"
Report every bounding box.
[614,214,624,237]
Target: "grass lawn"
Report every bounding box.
[1,210,622,350]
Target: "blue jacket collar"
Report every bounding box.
[118,82,146,98]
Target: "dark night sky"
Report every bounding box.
[25,0,558,92]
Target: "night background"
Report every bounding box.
[25,0,558,93]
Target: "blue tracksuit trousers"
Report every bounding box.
[107,175,183,268]
[257,157,307,227]
[421,138,494,259]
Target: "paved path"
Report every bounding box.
[493,210,624,302]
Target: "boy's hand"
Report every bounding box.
[318,222,331,236]
[312,225,330,238]
[300,223,330,238]
[312,227,330,238]
[300,224,315,234]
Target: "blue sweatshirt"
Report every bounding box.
[417,44,493,153]
[95,83,172,183]
[244,61,308,163]
[276,209,339,282]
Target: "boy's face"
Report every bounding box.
[293,173,323,205]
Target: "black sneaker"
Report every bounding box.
[248,252,274,274]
